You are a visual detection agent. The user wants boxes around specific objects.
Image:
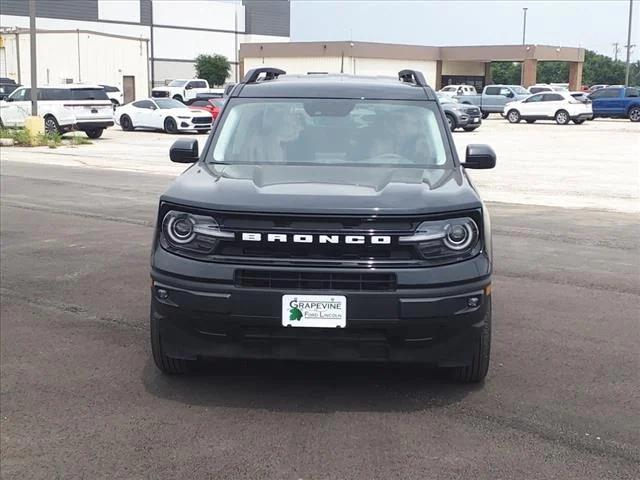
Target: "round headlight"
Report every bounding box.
[444,222,474,250]
[166,215,195,244]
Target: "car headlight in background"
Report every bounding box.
[161,210,233,256]
[400,217,481,264]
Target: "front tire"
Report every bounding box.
[628,106,640,122]
[84,128,104,139]
[150,308,190,375]
[450,300,491,383]
[507,109,521,123]
[445,113,457,131]
[481,112,490,119]
[44,115,60,135]
[555,109,570,125]
[120,114,134,131]
[164,117,178,134]
[172,95,184,103]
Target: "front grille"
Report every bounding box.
[235,270,397,291]
[208,212,423,266]
[151,90,170,98]
[464,107,481,116]
[192,117,212,124]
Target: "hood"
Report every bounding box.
[170,107,211,117]
[442,102,474,112]
[161,164,482,215]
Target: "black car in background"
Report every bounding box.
[0,77,19,100]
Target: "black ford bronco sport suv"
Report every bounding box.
[151,68,496,382]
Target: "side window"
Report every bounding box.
[133,100,155,109]
[485,87,500,95]
[9,88,28,101]
[525,94,544,103]
[193,81,207,88]
[625,88,638,97]
[542,93,564,102]
[40,88,69,101]
[601,88,622,98]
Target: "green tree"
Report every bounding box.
[490,62,521,84]
[537,61,569,84]
[194,54,231,86]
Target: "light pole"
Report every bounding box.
[624,0,634,86]
[29,0,37,116]
[520,7,528,85]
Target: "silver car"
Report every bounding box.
[437,95,482,132]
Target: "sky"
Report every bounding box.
[290,0,640,61]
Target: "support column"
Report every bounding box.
[521,59,537,87]
[568,62,583,91]
[484,62,492,86]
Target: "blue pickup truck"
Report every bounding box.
[588,86,640,122]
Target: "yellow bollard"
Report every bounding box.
[24,116,44,145]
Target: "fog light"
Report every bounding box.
[467,296,480,308]
[156,288,169,299]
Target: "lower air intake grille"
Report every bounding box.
[235,270,397,291]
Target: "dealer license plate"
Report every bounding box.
[282,295,347,328]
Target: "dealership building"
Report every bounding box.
[1,0,587,103]
[0,0,290,101]
[240,41,586,91]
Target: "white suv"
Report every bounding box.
[504,91,593,125]
[2,84,114,138]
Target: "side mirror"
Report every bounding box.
[185,84,193,90]
[462,144,496,169]
[5,97,13,102]
[170,139,199,163]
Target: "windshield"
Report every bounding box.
[155,98,185,109]
[168,80,187,87]
[511,86,529,95]
[208,98,450,168]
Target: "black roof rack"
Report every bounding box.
[398,69,427,87]
[242,67,286,84]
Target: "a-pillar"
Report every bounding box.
[568,62,583,91]
[521,59,537,87]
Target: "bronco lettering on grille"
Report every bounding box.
[241,233,392,245]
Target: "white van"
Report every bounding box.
[2,84,114,138]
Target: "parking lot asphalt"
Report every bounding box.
[1,118,639,479]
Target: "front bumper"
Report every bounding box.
[151,253,491,366]
[177,118,212,131]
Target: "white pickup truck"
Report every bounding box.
[151,79,215,103]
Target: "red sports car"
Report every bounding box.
[187,98,225,119]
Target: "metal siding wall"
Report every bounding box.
[0,0,99,21]
[242,0,290,37]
